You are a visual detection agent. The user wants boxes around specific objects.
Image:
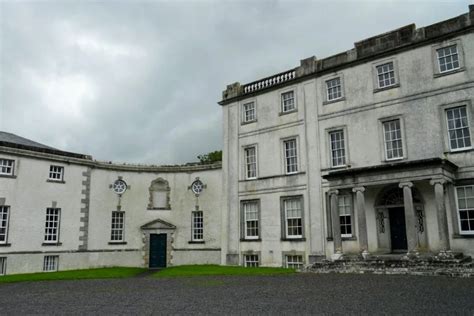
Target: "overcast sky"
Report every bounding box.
[0,0,472,164]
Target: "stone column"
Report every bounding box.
[399,182,418,257]
[430,179,451,254]
[329,190,343,260]
[353,186,369,258]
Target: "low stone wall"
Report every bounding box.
[305,256,474,278]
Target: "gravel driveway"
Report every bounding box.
[0,273,473,315]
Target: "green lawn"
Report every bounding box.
[0,267,146,284]
[154,265,295,278]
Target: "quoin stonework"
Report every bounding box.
[1,6,474,275]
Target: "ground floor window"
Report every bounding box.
[285,255,303,269]
[110,211,125,242]
[43,255,59,272]
[244,254,259,267]
[338,194,353,237]
[455,185,474,234]
[0,257,6,275]
[192,211,204,241]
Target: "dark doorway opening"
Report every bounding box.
[389,207,408,252]
[149,233,167,268]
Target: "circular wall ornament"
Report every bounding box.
[191,179,204,195]
[113,179,127,195]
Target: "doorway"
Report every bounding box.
[149,233,167,268]
[388,207,408,252]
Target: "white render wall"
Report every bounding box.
[0,147,223,274]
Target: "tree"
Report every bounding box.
[197,150,222,164]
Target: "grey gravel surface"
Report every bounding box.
[0,273,473,315]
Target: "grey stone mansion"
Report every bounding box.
[0,6,473,274]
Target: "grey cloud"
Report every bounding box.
[0,0,471,164]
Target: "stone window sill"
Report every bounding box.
[452,234,474,239]
[241,119,257,126]
[433,67,465,78]
[281,238,306,242]
[0,243,11,247]
[326,236,357,241]
[147,207,172,211]
[373,83,400,94]
[323,97,346,106]
[108,241,127,245]
[188,240,205,244]
[444,148,474,155]
[42,242,62,246]
[0,174,16,179]
[240,238,261,242]
[279,109,297,116]
[46,179,66,184]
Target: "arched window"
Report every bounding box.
[148,178,171,210]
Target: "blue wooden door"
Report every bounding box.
[149,234,167,268]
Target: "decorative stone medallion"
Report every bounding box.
[113,179,128,195]
[191,179,204,195]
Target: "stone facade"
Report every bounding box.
[2,6,474,275]
[220,6,474,268]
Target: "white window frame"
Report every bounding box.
[110,211,125,242]
[43,255,59,272]
[0,206,10,244]
[191,210,204,241]
[372,59,399,92]
[437,44,460,73]
[329,129,346,168]
[48,165,64,181]
[242,101,256,124]
[242,200,259,240]
[285,254,304,269]
[454,185,474,235]
[44,208,61,243]
[283,196,303,239]
[243,254,259,267]
[283,138,299,174]
[326,77,343,102]
[446,105,472,152]
[280,90,296,113]
[0,159,14,176]
[432,40,464,77]
[0,257,6,275]
[244,145,257,180]
[382,118,404,161]
[338,194,353,238]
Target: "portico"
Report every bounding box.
[323,158,458,259]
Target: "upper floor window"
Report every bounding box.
[283,196,303,239]
[244,146,257,179]
[283,138,298,174]
[455,185,474,234]
[338,195,353,238]
[437,45,459,73]
[192,211,204,241]
[242,102,256,123]
[326,77,342,101]
[281,91,295,113]
[49,165,64,181]
[0,206,10,244]
[376,62,396,89]
[0,159,14,176]
[110,211,125,242]
[242,200,259,240]
[329,130,346,167]
[44,208,61,243]
[383,119,403,160]
[446,106,471,151]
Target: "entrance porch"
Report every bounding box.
[323,158,462,260]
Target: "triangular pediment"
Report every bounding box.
[140,218,176,230]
